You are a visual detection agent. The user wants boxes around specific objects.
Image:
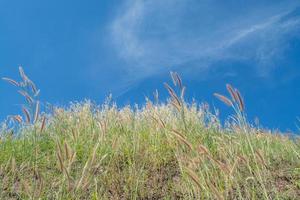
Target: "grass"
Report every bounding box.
[0,68,299,199]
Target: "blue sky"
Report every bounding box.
[1,0,300,132]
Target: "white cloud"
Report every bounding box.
[109,0,300,79]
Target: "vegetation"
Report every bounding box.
[0,68,299,199]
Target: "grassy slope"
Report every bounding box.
[0,101,299,200]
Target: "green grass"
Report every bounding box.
[0,101,299,199]
[1,69,300,199]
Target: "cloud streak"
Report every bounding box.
[109,0,300,80]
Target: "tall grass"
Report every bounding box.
[0,70,299,199]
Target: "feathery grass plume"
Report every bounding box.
[226,84,239,102]
[22,107,31,123]
[28,80,38,96]
[12,115,23,123]
[170,71,183,89]
[165,72,188,131]
[213,93,233,107]
[214,84,247,130]
[3,66,42,131]
[198,145,230,175]
[2,77,19,87]
[171,128,186,139]
[18,90,34,104]
[151,114,166,129]
[171,129,193,151]
[212,158,230,175]
[170,71,177,86]
[151,115,162,128]
[180,86,186,99]
[146,100,153,110]
[164,83,181,107]
[64,141,71,160]
[235,89,245,112]
[33,101,40,123]
[153,89,159,104]
[184,167,203,190]
[40,116,46,132]
[175,72,183,89]
[164,82,175,97]
[19,66,29,83]
[170,101,181,112]
[197,144,210,155]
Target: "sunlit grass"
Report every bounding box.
[0,69,299,199]
[0,100,299,199]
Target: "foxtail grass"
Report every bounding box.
[0,70,299,199]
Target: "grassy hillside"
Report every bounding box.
[0,69,299,199]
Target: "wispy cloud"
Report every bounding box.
[109,0,300,80]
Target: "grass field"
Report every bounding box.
[0,69,299,199]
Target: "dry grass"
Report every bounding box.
[0,70,299,199]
